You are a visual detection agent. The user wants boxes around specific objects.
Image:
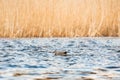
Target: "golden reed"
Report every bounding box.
[0,0,119,37]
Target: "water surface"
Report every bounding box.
[0,38,120,80]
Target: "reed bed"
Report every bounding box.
[0,0,119,37]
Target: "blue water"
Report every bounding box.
[0,38,120,80]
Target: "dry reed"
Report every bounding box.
[0,0,119,37]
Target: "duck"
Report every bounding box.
[53,50,67,56]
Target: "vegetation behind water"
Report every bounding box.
[0,0,119,37]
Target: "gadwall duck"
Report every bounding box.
[53,50,67,56]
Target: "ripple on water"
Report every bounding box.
[115,70,120,72]
[24,64,48,68]
[105,66,120,69]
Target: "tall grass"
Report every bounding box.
[0,0,119,37]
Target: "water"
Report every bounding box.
[0,38,120,80]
